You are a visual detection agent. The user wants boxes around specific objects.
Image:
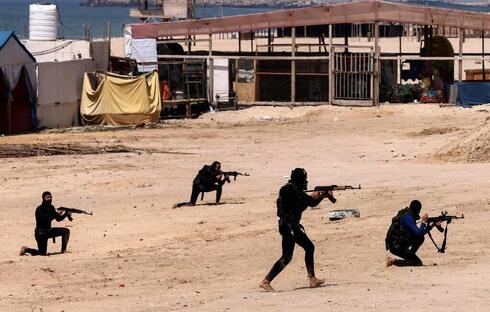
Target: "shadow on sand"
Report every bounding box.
[172,201,245,208]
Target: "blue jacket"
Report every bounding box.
[400,214,426,237]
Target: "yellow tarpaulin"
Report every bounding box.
[80,71,161,126]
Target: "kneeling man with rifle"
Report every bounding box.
[174,161,249,208]
[385,200,465,266]
[20,191,91,256]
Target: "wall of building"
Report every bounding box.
[22,39,91,63]
[36,60,96,129]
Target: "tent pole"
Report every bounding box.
[328,24,333,105]
[291,26,296,103]
[398,26,402,84]
[238,31,241,53]
[373,21,380,106]
[459,28,463,82]
[7,94,11,134]
[208,34,214,107]
[108,21,111,69]
[268,28,272,53]
[482,30,486,81]
[250,31,253,53]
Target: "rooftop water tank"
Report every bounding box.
[29,3,58,41]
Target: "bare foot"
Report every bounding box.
[19,246,27,256]
[386,256,396,267]
[309,276,326,288]
[259,279,274,292]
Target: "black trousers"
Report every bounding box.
[190,183,223,204]
[24,227,70,256]
[265,223,315,282]
[386,236,424,266]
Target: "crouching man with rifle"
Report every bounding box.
[174,161,249,208]
[20,191,92,256]
[385,200,436,266]
[385,200,463,267]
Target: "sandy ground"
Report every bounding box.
[1,104,490,311]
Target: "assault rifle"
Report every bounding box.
[306,185,361,203]
[222,171,250,183]
[426,211,464,253]
[57,207,93,222]
[200,171,250,201]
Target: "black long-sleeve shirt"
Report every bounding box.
[194,165,221,187]
[35,203,67,232]
[276,182,323,225]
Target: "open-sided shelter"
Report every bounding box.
[125,0,490,107]
[0,31,37,134]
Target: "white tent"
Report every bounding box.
[0,31,37,134]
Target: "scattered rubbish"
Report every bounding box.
[259,115,273,121]
[328,209,360,221]
[41,267,55,273]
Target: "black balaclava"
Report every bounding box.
[290,168,308,190]
[409,200,422,220]
[211,161,221,172]
[42,191,52,205]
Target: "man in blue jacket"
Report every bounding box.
[385,200,438,266]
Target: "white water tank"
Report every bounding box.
[29,4,58,41]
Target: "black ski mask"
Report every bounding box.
[290,168,308,190]
[42,191,52,205]
[409,200,422,220]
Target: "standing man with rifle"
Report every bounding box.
[20,191,91,256]
[259,168,329,291]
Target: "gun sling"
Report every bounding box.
[427,224,449,253]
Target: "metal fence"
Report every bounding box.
[333,50,373,102]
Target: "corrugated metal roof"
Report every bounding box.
[129,0,490,39]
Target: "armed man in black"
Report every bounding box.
[20,191,71,256]
[189,161,227,205]
[385,200,440,266]
[259,168,328,291]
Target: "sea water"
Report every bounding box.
[0,0,273,39]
